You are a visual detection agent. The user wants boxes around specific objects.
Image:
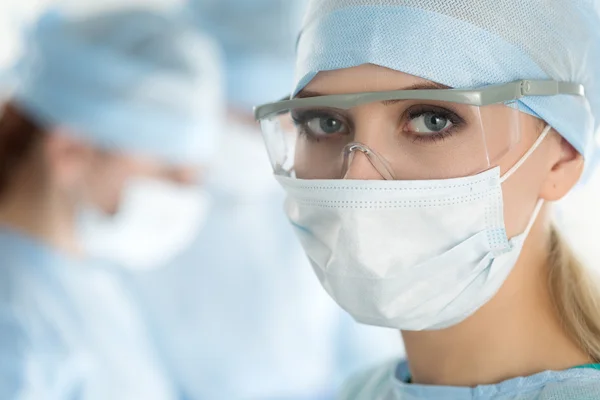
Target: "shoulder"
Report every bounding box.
[0,229,77,314]
[0,288,85,399]
[0,234,63,323]
[485,368,600,399]
[0,230,52,289]
[0,231,82,398]
[337,359,400,400]
[0,295,51,399]
[536,369,600,400]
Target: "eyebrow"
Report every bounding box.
[295,82,451,106]
[295,82,450,99]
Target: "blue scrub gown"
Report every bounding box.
[339,360,600,399]
[0,228,179,400]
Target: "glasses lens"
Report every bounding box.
[259,98,521,180]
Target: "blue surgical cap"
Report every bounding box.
[295,0,600,165]
[12,5,225,165]
[187,0,307,111]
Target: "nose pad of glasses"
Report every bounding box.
[341,143,396,180]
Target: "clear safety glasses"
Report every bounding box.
[255,80,584,180]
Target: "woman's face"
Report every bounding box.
[298,64,570,237]
[81,150,201,215]
[45,133,202,215]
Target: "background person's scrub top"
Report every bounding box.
[0,228,179,400]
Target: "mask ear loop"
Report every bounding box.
[342,143,397,180]
[500,125,552,241]
[500,125,553,184]
[523,199,545,237]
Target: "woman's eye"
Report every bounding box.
[407,112,453,134]
[306,116,347,136]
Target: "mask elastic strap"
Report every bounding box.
[500,125,552,184]
[523,199,545,238]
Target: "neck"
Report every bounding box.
[0,171,81,256]
[401,219,592,387]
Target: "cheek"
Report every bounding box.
[82,159,132,214]
[86,155,171,213]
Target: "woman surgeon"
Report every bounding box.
[255,0,600,398]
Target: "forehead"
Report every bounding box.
[303,63,443,95]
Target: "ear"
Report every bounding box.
[43,129,95,189]
[539,134,584,201]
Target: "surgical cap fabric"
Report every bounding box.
[295,0,600,162]
[12,6,225,165]
[186,0,306,110]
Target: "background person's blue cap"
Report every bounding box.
[11,3,225,166]
[186,0,307,113]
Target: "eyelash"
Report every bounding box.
[291,106,466,143]
[404,105,465,143]
[291,110,350,142]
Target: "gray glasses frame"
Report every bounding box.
[254,80,584,120]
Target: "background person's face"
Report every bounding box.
[44,133,203,216]
[83,150,202,215]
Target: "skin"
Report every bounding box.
[299,64,591,386]
[0,128,201,257]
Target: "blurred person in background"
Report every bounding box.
[0,2,224,398]
[125,0,403,399]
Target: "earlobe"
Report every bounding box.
[540,136,584,201]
